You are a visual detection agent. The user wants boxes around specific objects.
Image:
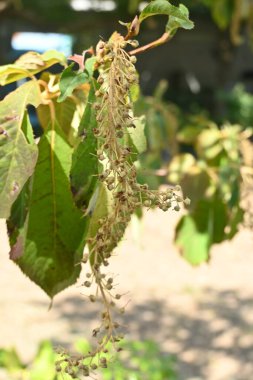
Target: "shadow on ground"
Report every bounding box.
[48,288,253,380]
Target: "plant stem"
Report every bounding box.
[129,32,171,55]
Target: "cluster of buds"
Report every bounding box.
[57,31,189,378]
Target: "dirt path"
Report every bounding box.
[1,210,253,380]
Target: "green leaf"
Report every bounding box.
[175,197,228,265]
[177,126,203,144]
[71,82,99,208]
[139,0,194,35]
[74,339,91,354]
[87,183,113,240]
[211,0,233,29]
[85,57,97,77]
[37,98,77,142]
[0,348,24,371]
[30,342,56,380]
[166,4,193,35]
[196,128,222,160]
[167,153,196,183]
[0,81,41,218]
[175,213,210,265]
[126,115,147,159]
[0,50,66,85]
[180,167,211,209]
[226,206,244,240]
[210,196,228,243]
[58,63,89,102]
[9,122,87,297]
[87,182,122,266]
[130,82,140,103]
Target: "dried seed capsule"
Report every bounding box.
[55,364,62,372]
[116,131,124,138]
[184,197,191,206]
[130,56,137,64]
[130,40,139,48]
[106,176,115,185]
[93,128,100,136]
[101,311,109,319]
[107,183,114,191]
[66,367,74,375]
[144,200,151,207]
[100,357,107,365]
[89,295,96,302]
[83,369,89,377]
[93,103,101,110]
[82,254,89,263]
[149,193,156,201]
[79,364,89,371]
[84,281,91,287]
[95,90,103,97]
[92,327,100,337]
[166,201,172,208]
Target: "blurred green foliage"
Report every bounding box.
[0,0,250,33]
[136,81,252,265]
[0,340,177,380]
[219,85,253,127]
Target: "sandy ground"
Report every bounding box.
[0,209,253,380]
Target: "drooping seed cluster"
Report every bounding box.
[56,32,189,378]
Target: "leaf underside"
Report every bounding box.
[0,50,66,86]
[0,81,41,218]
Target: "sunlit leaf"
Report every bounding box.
[30,342,56,380]
[126,115,147,160]
[58,63,89,102]
[85,57,97,77]
[0,50,66,85]
[168,153,196,183]
[139,0,194,35]
[196,128,223,160]
[0,81,41,218]
[166,4,194,35]
[0,348,23,371]
[175,197,228,265]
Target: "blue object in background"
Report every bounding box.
[11,32,73,56]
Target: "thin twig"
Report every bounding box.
[129,32,171,55]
